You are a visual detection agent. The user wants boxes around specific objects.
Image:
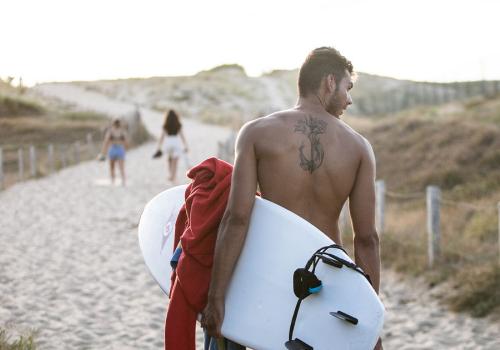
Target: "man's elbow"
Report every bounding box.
[354,230,380,248]
[222,209,250,229]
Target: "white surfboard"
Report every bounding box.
[138,185,188,294]
[138,185,385,350]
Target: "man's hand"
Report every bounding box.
[200,297,225,338]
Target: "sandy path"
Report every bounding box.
[0,143,182,349]
[0,84,498,349]
[2,84,228,349]
[380,270,499,349]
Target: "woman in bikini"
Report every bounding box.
[156,110,189,183]
[100,118,128,185]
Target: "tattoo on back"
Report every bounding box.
[294,116,328,173]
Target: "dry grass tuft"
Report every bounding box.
[449,265,500,317]
[0,95,45,117]
[0,327,37,350]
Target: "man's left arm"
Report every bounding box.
[201,123,258,337]
[349,140,382,350]
[348,140,380,293]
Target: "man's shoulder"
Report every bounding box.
[347,129,375,162]
[240,109,295,134]
[338,120,372,151]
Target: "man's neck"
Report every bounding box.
[295,95,338,119]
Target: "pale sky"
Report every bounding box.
[1,0,499,85]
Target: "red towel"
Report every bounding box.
[165,157,233,350]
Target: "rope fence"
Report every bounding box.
[374,180,500,267]
[0,131,103,189]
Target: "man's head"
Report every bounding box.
[298,47,354,117]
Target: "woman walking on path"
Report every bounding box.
[99,118,129,185]
[156,110,189,183]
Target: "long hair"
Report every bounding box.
[163,110,182,135]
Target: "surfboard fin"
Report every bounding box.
[285,338,314,350]
[330,311,358,325]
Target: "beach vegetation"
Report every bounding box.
[355,95,500,317]
[0,89,150,189]
[0,328,37,350]
[0,95,45,117]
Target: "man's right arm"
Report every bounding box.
[348,138,380,293]
[201,122,258,337]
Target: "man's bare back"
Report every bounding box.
[251,108,368,244]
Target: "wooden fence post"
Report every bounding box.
[217,141,224,160]
[131,107,141,140]
[86,133,94,157]
[48,144,55,174]
[74,141,80,164]
[18,148,24,180]
[481,80,487,97]
[375,180,386,234]
[0,147,3,190]
[426,186,441,268]
[29,145,37,178]
[60,145,67,168]
[498,202,500,266]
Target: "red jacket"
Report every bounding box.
[165,157,233,350]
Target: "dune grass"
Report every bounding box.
[354,96,500,317]
[0,95,45,117]
[0,328,37,350]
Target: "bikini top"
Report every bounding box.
[109,129,126,142]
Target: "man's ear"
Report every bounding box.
[328,74,336,92]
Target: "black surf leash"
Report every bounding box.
[285,244,371,350]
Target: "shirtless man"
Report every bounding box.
[201,47,382,350]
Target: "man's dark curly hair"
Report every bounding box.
[298,47,354,97]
